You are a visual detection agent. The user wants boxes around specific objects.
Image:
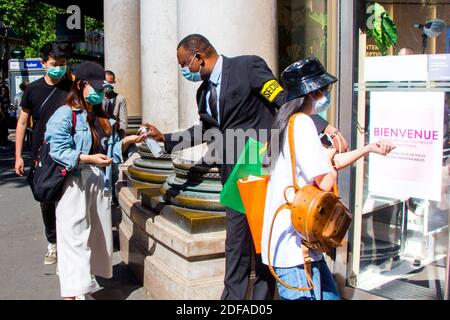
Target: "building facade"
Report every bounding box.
[104,0,450,300]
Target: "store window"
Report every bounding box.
[278,0,329,72]
[346,0,450,300]
[277,0,338,123]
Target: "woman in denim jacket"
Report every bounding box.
[45,62,145,300]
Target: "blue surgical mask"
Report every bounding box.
[312,90,331,114]
[47,65,67,80]
[85,87,105,105]
[181,55,202,82]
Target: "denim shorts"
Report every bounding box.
[273,260,341,300]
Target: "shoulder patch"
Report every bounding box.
[260,80,284,103]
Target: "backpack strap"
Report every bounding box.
[289,113,339,196]
[267,203,315,291]
[266,113,315,292]
[71,111,77,136]
[287,113,301,189]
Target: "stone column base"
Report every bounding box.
[118,186,226,300]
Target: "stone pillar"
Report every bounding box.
[104,0,142,117]
[140,0,179,133]
[176,0,279,129]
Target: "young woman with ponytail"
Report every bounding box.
[44,62,146,300]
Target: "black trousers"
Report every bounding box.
[40,202,56,244]
[220,208,276,300]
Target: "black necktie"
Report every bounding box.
[209,81,218,123]
[107,99,114,118]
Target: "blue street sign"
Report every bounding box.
[24,59,43,69]
[9,59,45,71]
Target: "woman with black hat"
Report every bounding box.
[44,61,147,300]
[261,57,395,300]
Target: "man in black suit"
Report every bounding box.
[146,34,339,300]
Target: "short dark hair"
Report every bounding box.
[177,34,216,57]
[105,70,115,81]
[40,42,69,62]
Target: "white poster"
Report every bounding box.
[14,75,44,96]
[368,91,445,201]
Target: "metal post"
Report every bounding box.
[446,202,450,300]
[334,0,357,294]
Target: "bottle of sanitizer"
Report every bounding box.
[138,127,163,158]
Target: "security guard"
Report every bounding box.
[146,34,336,300]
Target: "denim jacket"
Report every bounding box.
[45,105,127,191]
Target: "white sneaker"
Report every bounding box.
[44,243,57,265]
[75,294,86,300]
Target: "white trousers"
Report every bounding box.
[56,165,113,297]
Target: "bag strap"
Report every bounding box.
[36,87,57,119]
[288,113,339,196]
[287,113,301,189]
[267,204,315,291]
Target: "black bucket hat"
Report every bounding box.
[75,61,105,91]
[281,57,338,102]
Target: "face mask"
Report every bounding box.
[47,65,67,80]
[85,87,105,105]
[181,55,202,82]
[312,90,331,114]
[105,84,114,93]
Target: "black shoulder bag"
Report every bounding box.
[27,111,77,203]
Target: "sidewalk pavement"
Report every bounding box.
[0,131,150,300]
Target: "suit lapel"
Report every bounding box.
[219,56,230,127]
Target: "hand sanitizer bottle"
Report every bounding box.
[138,127,164,158]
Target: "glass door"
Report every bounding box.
[339,0,450,300]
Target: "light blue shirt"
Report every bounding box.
[206,55,223,125]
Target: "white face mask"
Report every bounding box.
[312,90,331,114]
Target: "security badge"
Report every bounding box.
[260,80,284,103]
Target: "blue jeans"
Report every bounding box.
[274,260,341,300]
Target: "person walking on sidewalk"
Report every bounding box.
[44,62,145,299]
[15,42,73,265]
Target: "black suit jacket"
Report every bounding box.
[164,55,328,184]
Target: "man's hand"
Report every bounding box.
[15,156,25,176]
[141,123,165,142]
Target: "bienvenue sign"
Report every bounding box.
[365,55,447,201]
[368,91,444,201]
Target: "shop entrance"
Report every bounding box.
[337,0,450,300]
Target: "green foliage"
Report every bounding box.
[366,2,398,55]
[0,0,103,58]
